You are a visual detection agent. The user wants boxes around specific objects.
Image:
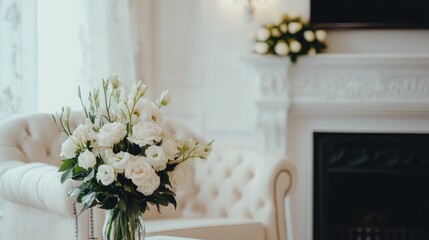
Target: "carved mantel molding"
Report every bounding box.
[243,54,429,154]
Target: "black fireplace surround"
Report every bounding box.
[314,133,429,240]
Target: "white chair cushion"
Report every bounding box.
[146,218,265,240]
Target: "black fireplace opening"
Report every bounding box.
[314,133,429,240]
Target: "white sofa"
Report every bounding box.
[0,113,294,240]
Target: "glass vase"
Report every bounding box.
[102,209,146,240]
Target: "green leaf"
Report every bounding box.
[60,167,74,184]
[67,186,83,199]
[164,194,177,209]
[117,199,127,212]
[58,159,73,172]
[83,169,95,182]
[79,192,97,215]
[100,195,119,210]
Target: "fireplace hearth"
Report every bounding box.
[314,133,429,240]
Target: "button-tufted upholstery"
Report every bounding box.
[0,113,294,240]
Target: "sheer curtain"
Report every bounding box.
[1,1,144,238]
[38,0,144,112]
[0,0,37,121]
[0,1,37,239]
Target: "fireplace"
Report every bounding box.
[314,133,429,240]
[243,53,429,240]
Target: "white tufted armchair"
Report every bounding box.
[0,113,294,240]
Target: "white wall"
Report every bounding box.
[151,0,429,145]
[150,1,429,239]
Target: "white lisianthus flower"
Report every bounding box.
[270,28,281,37]
[73,123,95,145]
[145,145,168,171]
[125,160,160,196]
[255,28,270,41]
[157,90,171,107]
[144,103,166,126]
[78,149,97,170]
[315,29,327,41]
[279,23,288,33]
[196,144,213,160]
[274,42,289,56]
[97,122,127,147]
[308,47,317,56]
[108,74,121,89]
[108,151,133,173]
[182,139,197,157]
[60,122,95,158]
[64,106,71,119]
[304,30,315,42]
[127,122,162,147]
[289,40,302,53]
[133,100,166,126]
[96,164,115,185]
[254,42,269,54]
[288,22,302,34]
[162,138,180,160]
[60,137,79,159]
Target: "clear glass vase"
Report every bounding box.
[102,209,146,240]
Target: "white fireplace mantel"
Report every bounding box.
[243,53,429,154]
[243,53,429,240]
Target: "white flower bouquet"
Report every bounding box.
[254,13,327,63]
[53,75,213,240]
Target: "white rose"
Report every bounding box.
[279,23,288,33]
[97,122,127,147]
[162,138,180,160]
[289,40,302,53]
[136,173,160,196]
[145,145,168,171]
[78,149,97,170]
[270,28,281,37]
[125,159,151,183]
[60,137,79,159]
[274,42,289,56]
[168,161,194,191]
[288,22,302,34]
[316,30,327,41]
[108,151,133,173]
[127,122,162,147]
[304,30,315,42]
[255,28,270,41]
[125,160,160,195]
[96,164,115,185]
[308,47,317,56]
[254,42,269,54]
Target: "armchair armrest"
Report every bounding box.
[0,160,75,218]
[184,146,294,240]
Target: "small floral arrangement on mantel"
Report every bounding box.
[52,75,213,240]
[253,13,327,63]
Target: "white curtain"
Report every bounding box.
[0,0,37,121]
[38,0,144,112]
